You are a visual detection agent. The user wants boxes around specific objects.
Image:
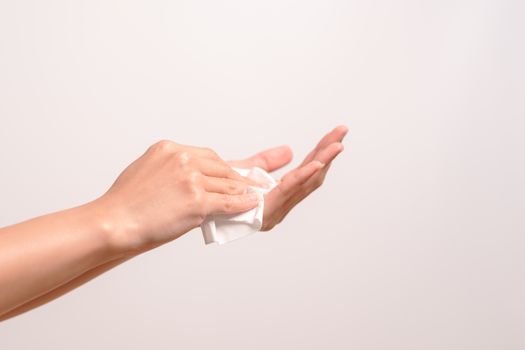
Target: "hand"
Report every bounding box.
[97,140,262,253]
[228,125,348,231]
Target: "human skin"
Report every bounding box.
[0,125,348,321]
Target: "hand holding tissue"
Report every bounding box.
[200,167,277,245]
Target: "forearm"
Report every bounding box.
[0,237,164,322]
[0,198,126,317]
[0,255,130,321]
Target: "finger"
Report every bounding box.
[261,161,324,225]
[202,176,249,195]
[302,142,344,189]
[312,142,344,165]
[197,158,260,187]
[272,143,343,201]
[227,145,293,172]
[308,142,344,181]
[300,125,348,167]
[318,125,348,149]
[301,125,348,165]
[204,192,262,216]
[277,160,325,196]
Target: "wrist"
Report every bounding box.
[83,195,144,258]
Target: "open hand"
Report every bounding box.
[228,125,348,231]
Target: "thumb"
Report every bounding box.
[227,145,293,172]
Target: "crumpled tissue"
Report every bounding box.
[200,166,277,245]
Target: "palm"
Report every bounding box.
[227,125,348,231]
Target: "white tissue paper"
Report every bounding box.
[201,166,278,245]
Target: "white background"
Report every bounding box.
[1,1,524,349]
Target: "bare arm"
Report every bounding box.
[0,255,131,322]
[0,140,262,320]
[0,200,126,318]
[1,125,348,321]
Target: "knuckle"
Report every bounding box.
[228,181,245,194]
[188,187,205,208]
[173,150,192,165]
[152,139,176,153]
[184,172,202,192]
[187,170,201,185]
[222,196,235,212]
